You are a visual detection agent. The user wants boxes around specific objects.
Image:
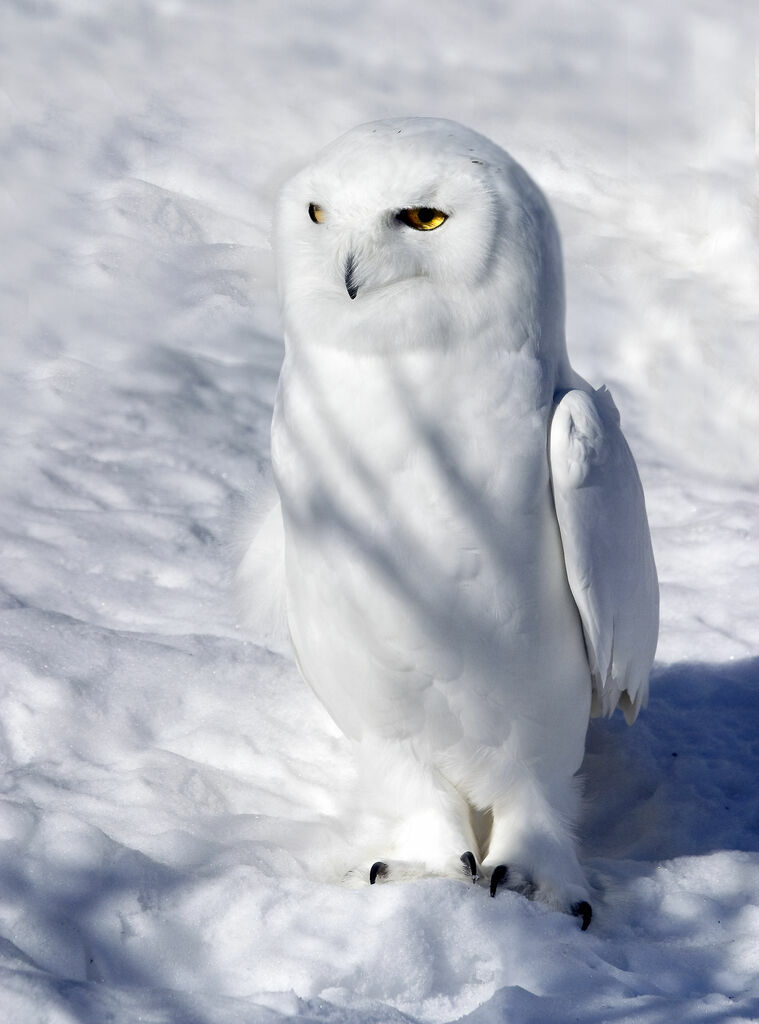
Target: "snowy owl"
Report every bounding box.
[241,117,658,929]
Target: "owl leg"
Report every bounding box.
[359,738,480,882]
[480,774,592,927]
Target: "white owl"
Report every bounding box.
[240,118,658,929]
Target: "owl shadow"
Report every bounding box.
[579,656,759,862]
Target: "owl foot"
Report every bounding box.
[368,854,479,885]
[460,850,479,883]
[488,869,593,929]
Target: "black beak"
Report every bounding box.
[344,253,359,300]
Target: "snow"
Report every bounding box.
[2,0,758,1021]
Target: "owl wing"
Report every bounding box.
[549,386,658,724]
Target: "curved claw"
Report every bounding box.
[369,861,389,885]
[489,864,508,897]
[571,899,592,931]
[460,851,478,883]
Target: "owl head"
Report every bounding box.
[274,118,567,363]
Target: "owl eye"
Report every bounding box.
[398,207,448,231]
[308,203,325,224]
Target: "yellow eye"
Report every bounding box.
[308,202,325,223]
[398,207,448,231]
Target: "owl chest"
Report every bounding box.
[272,348,560,635]
[273,346,552,532]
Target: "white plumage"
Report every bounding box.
[240,117,658,925]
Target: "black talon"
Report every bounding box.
[489,864,508,897]
[369,861,388,885]
[571,899,592,931]
[460,851,478,883]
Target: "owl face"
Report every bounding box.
[274,118,565,358]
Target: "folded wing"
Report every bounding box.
[549,386,658,723]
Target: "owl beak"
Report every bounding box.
[344,253,359,300]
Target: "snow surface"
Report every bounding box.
[2,0,759,1021]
